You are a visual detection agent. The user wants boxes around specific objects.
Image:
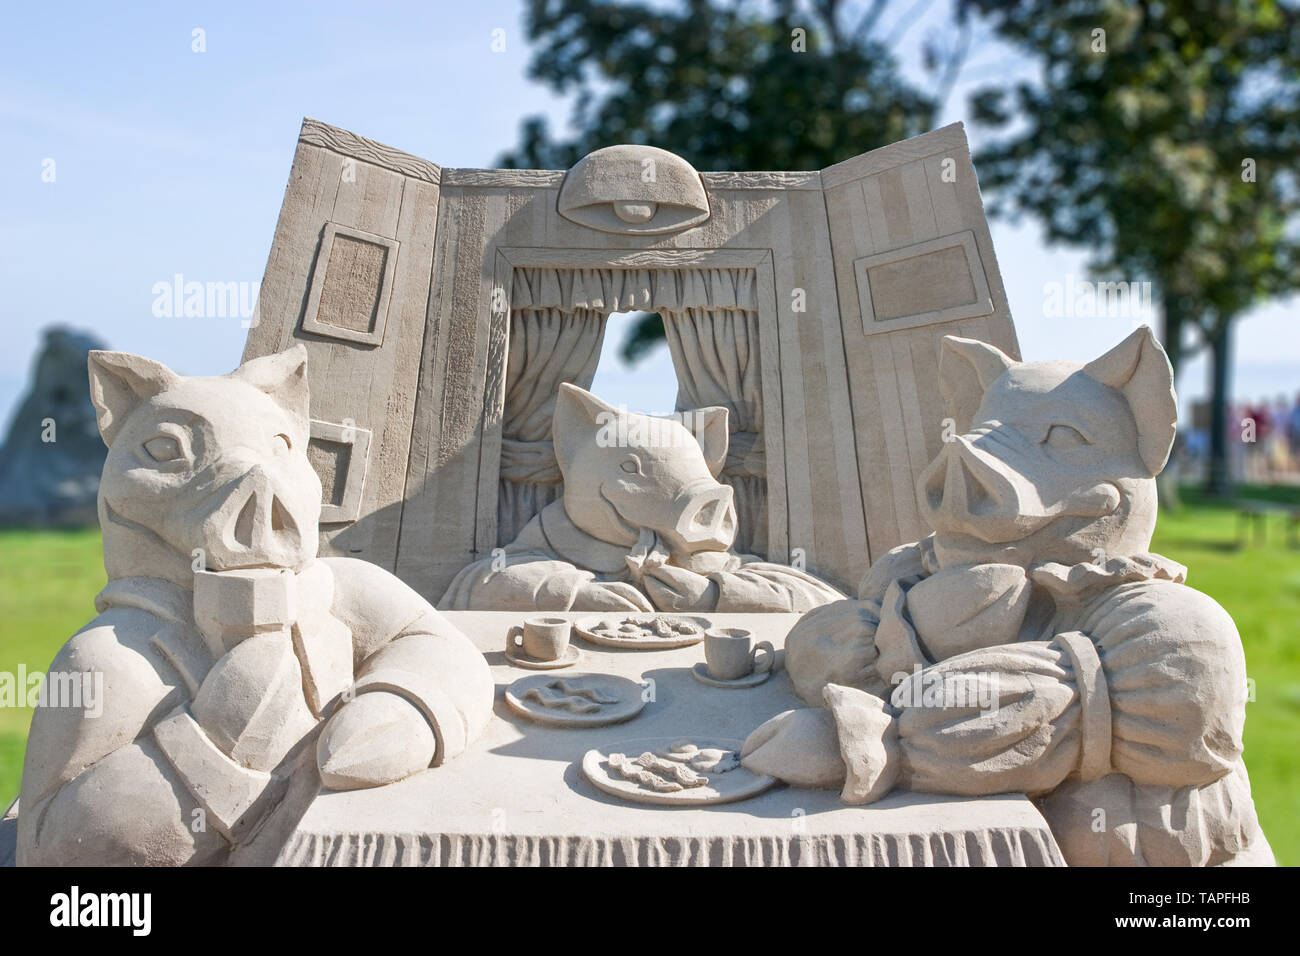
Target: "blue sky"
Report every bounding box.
[2,0,1296,431]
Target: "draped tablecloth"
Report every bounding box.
[274,612,1065,867]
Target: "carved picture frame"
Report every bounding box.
[854,229,994,336]
[301,222,401,347]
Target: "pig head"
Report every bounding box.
[918,326,1177,569]
[89,346,322,587]
[554,383,737,566]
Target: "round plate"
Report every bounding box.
[581,736,777,807]
[690,662,772,690]
[505,672,647,728]
[575,614,711,650]
[504,643,583,670]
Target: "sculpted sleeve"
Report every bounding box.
[326,557,493,763]
[827,579,1248,801]
[783,538,935,706]
[17,611,229,866]
[712,560,846,613]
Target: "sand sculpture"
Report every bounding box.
[742,328,1274,866]
[16,347,492,865]
[440,384,845,612]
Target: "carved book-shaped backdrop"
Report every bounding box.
[243,119,1018,603]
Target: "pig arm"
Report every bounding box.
[747,580,1249,803]
[17,610,230,866]
[781,538,935,704]
[323,557,494,772]
[643,560,847,612]
[438,551,652,611]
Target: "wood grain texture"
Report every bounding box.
[394,185,462,591]
[701,171,823,191]
[245,145,442,571]
[300,118,440,184]
[244,142,345,362]
[821,123,969,190]
[442,168,565,188]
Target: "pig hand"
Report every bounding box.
[575,580,655,612]
[741,708,847,789]
[641,564,719,611]
[625,527,671,577]
[316,691,437,791]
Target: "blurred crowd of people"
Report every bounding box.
[1184,394,1300,483]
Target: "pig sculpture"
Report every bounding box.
[440,383,844,612]
[742,327,1273,866]
[17,346,493,865]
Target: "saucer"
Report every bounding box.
[691,662,771,689]
[504,643,583,670]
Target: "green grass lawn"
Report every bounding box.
[0,528,105,809]
[1,490,1296,862]
[1149,486,1300,866]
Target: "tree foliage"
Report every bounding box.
[960,0,1300,494]
[501,0,964,360]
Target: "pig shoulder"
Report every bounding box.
[1078,579,1248,788]
[1080,578,1244,673]
[20,606,186,812]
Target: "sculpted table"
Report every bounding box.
[269,612,1066,867]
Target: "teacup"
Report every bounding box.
[703,627,775,681]
[506,616,572,661]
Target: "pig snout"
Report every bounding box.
[669,482,737,553]
[198,463,311,570]
[919,425,1119,543]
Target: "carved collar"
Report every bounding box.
[918,532,1187,603]
[537,501,636,575]
[1029,552,1187,601]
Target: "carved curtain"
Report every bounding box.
[661,302,766,555]
[499,266,767,553]
[499,306,606,543]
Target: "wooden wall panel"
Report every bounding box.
[244,124,441,572]
[823,123,1020,566]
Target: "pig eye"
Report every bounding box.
[143,435,183,462]
[274,433,292,452]
[620,455,643,476]
[1044,424,1090,449]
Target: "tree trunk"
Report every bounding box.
[1156,303,1186,512]
[1162,304,1186,377]
[1206,319,1234,498]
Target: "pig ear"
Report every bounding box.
[684,406,730,477]
[553,383,619,471]
[939,336,1015,433]
[231,345,311,427]
[1083,326,1177,475]
[88,351,180,447]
